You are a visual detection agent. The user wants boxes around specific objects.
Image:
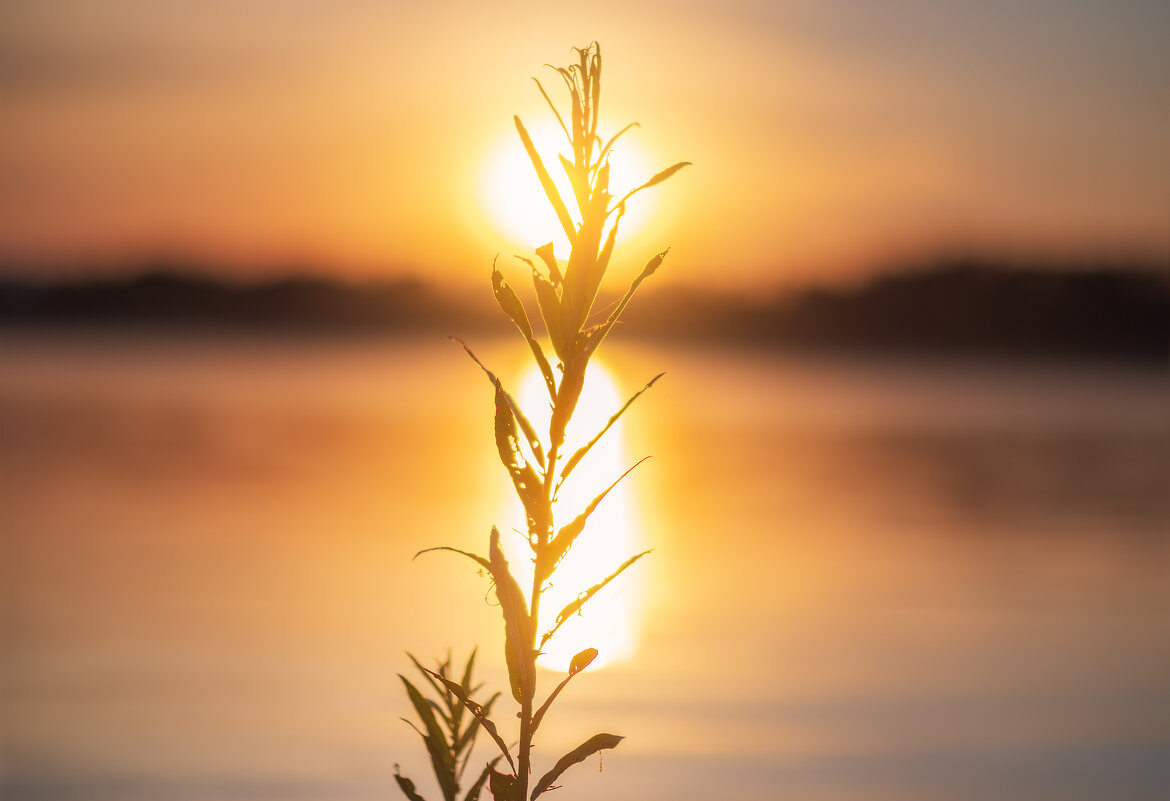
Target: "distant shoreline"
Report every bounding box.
[2,261,1166,364]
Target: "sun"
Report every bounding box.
[480,118,657,256]
[499,361,646,673]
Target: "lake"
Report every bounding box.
[2,333,1167,801]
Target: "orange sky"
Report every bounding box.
[1,1,1166,290]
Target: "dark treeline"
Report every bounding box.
[2,259,1166,362]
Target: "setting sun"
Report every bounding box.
[480,118,658,256]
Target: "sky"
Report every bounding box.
[1,0,1167,290]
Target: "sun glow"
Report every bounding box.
[480,119,657,256]
[499,361,644,673]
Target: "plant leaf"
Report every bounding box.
[560,373,663,485]
[611,161,692,211]
[394,772,429,801]
[534,242,563,286]
[490,527,535,705]
[530,648,598,734]
[454,338,546,470]
[514,115,576,245]
[413,546,490,573]
[530,733,624,800]
[489,767,519,801]
[423,668,516,774]
[528,266,568,363]
[597,122,640,169]
[491,268,556,400]
[541,551,651,647]
[569,647,599,675]
[493,386,549,536]
[407,652,450,718]
[455,691,500,757]
[540,458,649,582]
[400,675,458,801]
[584,249,670,358]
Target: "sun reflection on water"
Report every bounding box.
[498,360,644,672]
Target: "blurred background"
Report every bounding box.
[2,2,1168,800]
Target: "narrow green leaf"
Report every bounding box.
[490,527,535,704]
[597,122,640,168]
[560,373,664,484]
[400,675,458,801]
[514,115,577,245]
[584,249,670,358]
[490,270,557,401]
[530,733,624,800]
[455,691,500,757]
[493,386,549,536]
[529,267,568,363]
[559,153,589,217]
[413,546,490,573]
[541,551,651,647]
[407,652,449,716]
[449,647,479,735]
[585,194,621,325]
[423,667,516,774]
[611,161,692,211]
[394,772,429,801]
[540,458,649,582]
[529,646,599,734]
[453,338,546,470]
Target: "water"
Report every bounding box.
[2,333,1167,801]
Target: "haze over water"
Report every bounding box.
[3,334,1166,801]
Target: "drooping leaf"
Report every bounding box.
[541,551,652,647]
[490,527,535,705]
[400,675,458,801]
[489,767,518,801]
[453,338,546,470]
[560,372,663,484]
[493,386,549,537]
[540,458,649,582]
[423,667,515,773]
[515,115,576,246]
[455,691,500,757]
[597,122,640,170]
[491,268,556,400]
[530,733,624,800]
[394,771,429,801]
[413,546,490,573]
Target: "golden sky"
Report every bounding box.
[1,0,1166,289]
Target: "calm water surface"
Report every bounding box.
[2,334,1167,801]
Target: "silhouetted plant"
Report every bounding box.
[395,649,501,801]
[398,42,688,801]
